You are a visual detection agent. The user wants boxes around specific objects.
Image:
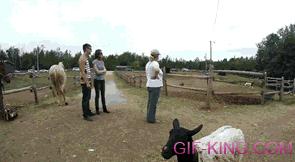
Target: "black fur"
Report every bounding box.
[162,119,203,162]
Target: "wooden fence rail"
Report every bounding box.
[3,86,32,95]
[167,74,210,79]
[166,84,207,94]
[214,70,264,76]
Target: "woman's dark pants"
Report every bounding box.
[147,87,161,123]
[94,79,107,112]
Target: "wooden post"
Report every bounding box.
[261,72,267,104]
[163,67,168,96]
[206,64,213,109]
[139,75,142,88]
[133,75,136,87]
[279,76,284,101]
[0,80,4,115]
[32,66,39,104]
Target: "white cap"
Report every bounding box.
[151,49,160,56]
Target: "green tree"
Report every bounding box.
[256,24,295,79]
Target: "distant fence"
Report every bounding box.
[115,71,145,88]
[115,69,295,107]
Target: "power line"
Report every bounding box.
[210,0,220,62]
[213,0,220,26]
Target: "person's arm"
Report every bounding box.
[151,62,160,79]
[93,64,105,75]
[93,61,106,75]
[103,64,107,73]
[79,58,90,87]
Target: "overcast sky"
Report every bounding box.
[0,0,294,60]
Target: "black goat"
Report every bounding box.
[162,119,203,162]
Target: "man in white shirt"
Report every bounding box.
[145,49,163,123]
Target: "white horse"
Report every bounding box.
[49,62,68,106]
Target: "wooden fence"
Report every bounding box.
[2,66,81,105]
[260,73,295,104]
[115,69,295,107]
[4,66,41,104]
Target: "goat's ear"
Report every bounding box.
[187,124,203,136]
[173,118,180,129]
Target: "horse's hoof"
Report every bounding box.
[65,102,68,106]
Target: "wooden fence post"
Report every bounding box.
[279,76,284,101]
[32,66,39,104]
[139,75,142,88]
[133,75,136,87]
[163,67,168,96]
[127,75,129,84]
[0,80,4,114]
[261,72,267,104]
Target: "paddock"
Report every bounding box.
[0,71,294,162]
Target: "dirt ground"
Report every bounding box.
[0,72,295,162]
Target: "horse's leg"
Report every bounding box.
[51,86,56,97]
[52,87,59,104]
[63,87,68,105]
[56,88,62,106]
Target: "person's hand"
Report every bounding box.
[86,82,91,88]
[151,75,159,79]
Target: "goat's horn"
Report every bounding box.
[187,124,203,136]
[173,118,180,129]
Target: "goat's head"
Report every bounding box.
[161,119,203,160]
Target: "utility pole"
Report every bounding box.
[210,41,212,62]
[20,47,24,71]
[36,45,44,75]
[36,48,39,74]
[204,53,208,72]
[206,41,214,109]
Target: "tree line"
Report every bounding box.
[0,46,256,72]
[1,23,294,78]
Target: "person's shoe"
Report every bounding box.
[103,109,110,113]
[96,111,100,115]
[147,119,158,123]
[83,116,93,121]
[89,112,96,116]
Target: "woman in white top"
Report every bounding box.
[145,49,163,123]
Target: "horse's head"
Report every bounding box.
[58,62,65,69]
